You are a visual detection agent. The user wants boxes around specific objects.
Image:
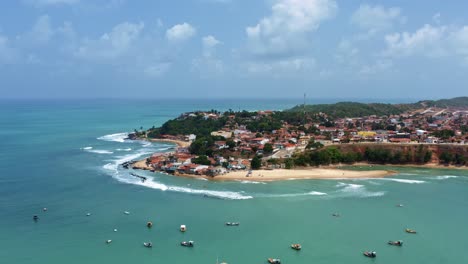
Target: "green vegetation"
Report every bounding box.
[288,97,468,118]
[191,155,211,165]
[250,156,262,170]
[439,151,466,165]
[432,129,455,140]
[289,145,433,167]
[418,96,468,108]
[288,102,406,118]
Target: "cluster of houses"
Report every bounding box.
[139,147,251,177]
[138,107,468,176]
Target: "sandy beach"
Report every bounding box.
[147,138,191,147]
[131,157,396,181]
[213,168,395,181]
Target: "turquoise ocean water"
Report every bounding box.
[1,99,467,264]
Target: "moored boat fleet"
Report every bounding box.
[32,204,419,262]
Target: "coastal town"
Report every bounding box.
[127,99,468,179]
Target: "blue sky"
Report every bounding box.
[0,0,468,100]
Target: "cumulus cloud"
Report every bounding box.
[202,35,221,49]
[246,0,337,58]
[351,4,404,34]
[382,24,468,65]
[166,23,196,42]
[383,24,447,57]
[75,21,144,60]
[192,35,224,77]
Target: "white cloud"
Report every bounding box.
[144,63,171,78]
[202,35,221,49]
[383,24,447,57]
[166,23,196,42]
[24,0,79,7]
[75,21,144,60]
[351,4,404,33]
[246,0,337,57]
[383,23,468,65]
[192,35,224,77]
[27,15,54,44]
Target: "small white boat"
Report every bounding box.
[106,240,112,244]
[180,225,187,232]
[143,242,153,248]
[113,229,118,232]
[225,222,240,226]
[124,211,130,215]
[180,240,194,247]
[86,213,91,216]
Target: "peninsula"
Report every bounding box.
[126,97,468,181]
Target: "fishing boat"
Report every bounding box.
[147,221,153,228]
[268,258,281,264]
[225,222,240,226]
[405,228,417,234]
[291,243,301,250]
[180,241,194,247]
[180,225,187,232]
[388,240,403,246]
[106,240,112,244]
[143,242,153,248]
[363,251,377,258]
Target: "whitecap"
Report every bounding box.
[97,132,129,143]
[335,182,385,198]
[86,149,114,154]
[259,191,327,198]
[238,180,266,184]
[433,175,459,180]
[116,148,132,151]
[81,146,93,150]
[380,178,426,184]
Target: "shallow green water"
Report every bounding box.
[1,99,467,264]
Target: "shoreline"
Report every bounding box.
[131,160,468,182]
[130,159,396,181]
[144,137,191,148]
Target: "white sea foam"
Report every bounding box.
[260,191,327,198]
[380,178,426,184]
[116,148,132,151]
[81,146,93,150]
[101,150,252,200]
[433,175,459,180]
[335,182,385,198]
[238,180,266,184]
[86,149,114,154]
[97,132,129,143]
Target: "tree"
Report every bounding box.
[192,155,211,165]
[251,156,262,170]
[285,158,294,169]
[263,143,273,154]
[226,140,236,149]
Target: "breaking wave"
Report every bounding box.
[97,132,129,143]
[101,150,252,200]
[380,178,426,184]
[335,182,385,198]
[433,175,459,180]
[258,191,327,198]
[86,149,114,154]
[116,148,132,151]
